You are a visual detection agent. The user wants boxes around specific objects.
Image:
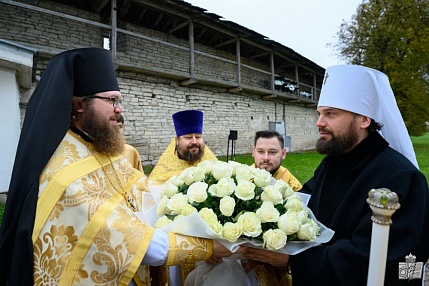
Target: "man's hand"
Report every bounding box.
[242,247,289,267]
[206,240,245,265]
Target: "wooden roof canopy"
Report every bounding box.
[49,0,325,83]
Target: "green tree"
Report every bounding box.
[333,0,429,135]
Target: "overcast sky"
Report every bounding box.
[184,0,363,68]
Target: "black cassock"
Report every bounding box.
[290,132,429,286]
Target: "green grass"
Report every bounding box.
[1,133,428,226]
[411,132,429,180]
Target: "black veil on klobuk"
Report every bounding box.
[0,47,119,285]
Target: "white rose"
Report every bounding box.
[222,222,243,242]
[237,212,262,237]
[192,166,206,182]
[212,162,233,180]
[216,177,236,197]
[161,181,179,198]
[178,167,195,185]
[297,221,317,241]
[181,204,198,216]
[197,160,215,173]
[224,161,242,176]
[263,229,287,250]
[261,185,283,205]
[256,201,280,223]
[235,180,255,201]
[208,184,219,197]
[199,207,218,221]
[154,215,173,228]
[312,219,321,236]
[278,211,301,235]
[208,179,235,198]
[297,209,310,224]
[227,161,243,176]
[156,195,170,216]
[235,165,253,181]
[168,175,184,187]
[166,193,188,214]
[187,182,208,203]
[274,180,294,199]
[220,196,236,217]
[205,217,223,235]
[286,193,303,201]
[283,185,295,199]
[285,195,305,212]
[252,168,272,187]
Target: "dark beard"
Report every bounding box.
[81,107,124,156]
[316,123,359,155]
[269,165,280,176]
[178,146,205,163]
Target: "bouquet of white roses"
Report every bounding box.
[153,160,331,252]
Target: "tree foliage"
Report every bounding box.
[333,0,429,135]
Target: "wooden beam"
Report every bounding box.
[188,19,195,79]
[250,51,270,59]
[181,78,197,86]
[111,0,117,59]
[228,87,242,93]
[168,20,189,34]
[119,1,132,18]
[214,38,236,49]
[95,0,110,14]
[235,37,241,88]
[262,94,277,100]
[270,51,275,92]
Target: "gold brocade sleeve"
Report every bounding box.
[123,143,144,173]
[165,233,213,266]
[255,264,292,286]
[287,173,302,191]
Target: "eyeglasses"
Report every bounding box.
[85,95,122,108]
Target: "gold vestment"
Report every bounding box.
[32,130,212,285]
[123,143,143,173]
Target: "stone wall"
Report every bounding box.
[0,0,104,51]
[0,0,320,166]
